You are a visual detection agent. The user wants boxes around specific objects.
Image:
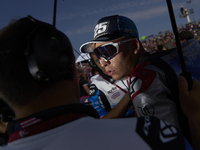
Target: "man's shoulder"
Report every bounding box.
[3,116,192,150]
[182,38,200,48]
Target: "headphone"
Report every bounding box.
[24,15,74,82]
[88,55,102,74]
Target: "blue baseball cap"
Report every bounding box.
[80,15,139,53]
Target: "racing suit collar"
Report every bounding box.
[99,71,115,84]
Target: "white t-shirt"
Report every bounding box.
[2,116,192,150]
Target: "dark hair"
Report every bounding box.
[0,17,47,106]
[179,30,194,41]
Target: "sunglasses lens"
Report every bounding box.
[105,45,117,57]
[94,45,117,60]
[94,47,104,59]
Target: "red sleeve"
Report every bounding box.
[129,61,156,102]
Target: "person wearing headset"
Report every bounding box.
[0,16,193,150]
[77,68,90,104]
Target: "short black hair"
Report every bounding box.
[179,30,194,41]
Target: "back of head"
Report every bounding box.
[179,30,194,41]
[0,16,73,106]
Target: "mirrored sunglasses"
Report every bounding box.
[93,38,133,63]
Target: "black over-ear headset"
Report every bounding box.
[24,15,74,82]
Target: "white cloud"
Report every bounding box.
[63,0,198,37]
[123,5,168,22]
[65,24,94,36]
[57,0,164,21]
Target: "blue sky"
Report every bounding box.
[1,0,200,60]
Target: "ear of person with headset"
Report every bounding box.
[25,15,74,82]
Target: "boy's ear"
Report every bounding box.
[131,38,140,54]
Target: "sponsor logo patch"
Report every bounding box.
[136,117,185,149]
[19,130,29,137]
[143,116,151,136]
[107,87,117,94]
[111,92,120,99]
[159,121,177,143]
[89,84,98,96]
[137,103,155,117]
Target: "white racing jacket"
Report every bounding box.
[89,73,134,118]
[129,39,200,143]
[129,61,179,127]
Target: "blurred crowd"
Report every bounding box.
[76,62,92,85]
[141,20,200,53]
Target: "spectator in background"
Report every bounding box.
[90,67,99,83]
[179,30,194,44]
[77,69,90,104]
[152,39,167,52]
